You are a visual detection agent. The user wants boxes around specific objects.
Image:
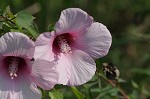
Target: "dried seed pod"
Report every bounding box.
[102,63,120,80]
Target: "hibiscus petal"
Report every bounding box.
[0,66,41,99]
[0,32,34,59]
[55,8,93,35]
[74,22,112,59]
[56,53,71,85]
[68,50,96,85]
[31,59,58,90]
[34,32,55,61]
[57,50,96,86]
[16,74,42,99]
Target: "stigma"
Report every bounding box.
[57,36,72,53]
[8,57,19,79]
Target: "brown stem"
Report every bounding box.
[97,73,129,99]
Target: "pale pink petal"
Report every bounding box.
[68,50,96,86]
[55,8,93,35]
[73,22,112,59]
[31,59,58,90]
[56,53,71,85]
[16,74,41,99]
[34,32,55,61]
[24,58,34,72]
[56,50,96,86]
[0,60,9,99]
[0,65,41,99]
[0,32,34,59]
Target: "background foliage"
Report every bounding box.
[0,0,150,99]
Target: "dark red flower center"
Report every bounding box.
[53,33,74,53]
[4,56,26,79]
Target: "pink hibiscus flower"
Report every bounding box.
[34,8,112,86]
[0,32,58,99]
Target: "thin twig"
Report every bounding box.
[97,73,129,99]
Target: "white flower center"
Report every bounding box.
[57,36,72,53]
[8,57,19,79]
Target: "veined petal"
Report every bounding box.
[0,66,41,99]
[56,53,71,85]
[55,8,93,35]
[74,22,112,59]
[16,74,41,99]
[56,50,96,86]
[68,50,96,86]
[34,32,55,61]
[31,59,58,90]
[0,32,34,59]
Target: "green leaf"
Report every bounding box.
[131,80,139,89]
[95,86,118,99]
[132,68,150,76]
[15,11,38,37]
[117,78,126,83]
[47,24,54,31]
[4,6,14,18]
[49,90,63,99]
[71,87,85,99]
[16,11,34,28]
[2,23,10,32]
[84,81,98,89]
[129,90,139,99]
[0,29,4,35]
[10,29,20,32]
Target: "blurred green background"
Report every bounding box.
[0,0,150,99]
